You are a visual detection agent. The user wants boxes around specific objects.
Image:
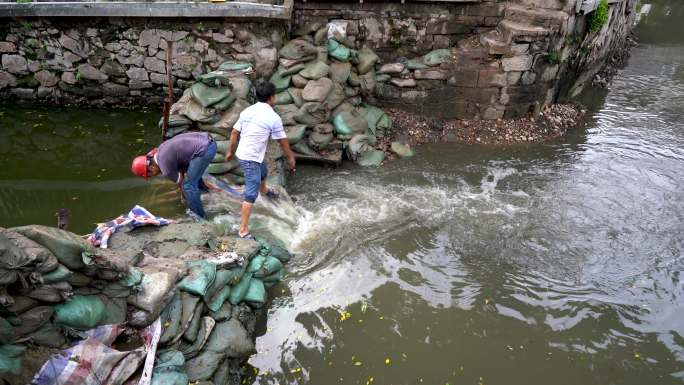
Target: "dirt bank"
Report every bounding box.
[381,104,587,152]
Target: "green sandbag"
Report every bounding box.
[184,301,204,342]
[253,256,283,278]
[207,159,239,175]
[185,349,224,382]
[42,264,73,284]
[358,104,382,130]
[292,141,317,156]
[204,318,255,357]
[279,39,318,60]
[216,140,229,154]
[275,91,293,105]
[226,264,247,287]
[218,62,252,71]
[357,47,379,74]
[179,316,214,359]
[329,61,351,83]
[178,260,217,297]
[268,242,292,263]
[207,286,231,313]
[0,317,14,345]
[212,94,236,111]
[357,149,385,167]
[327,39,351,61]
[247,256,266,274]
[286,125,307,145]
[160,291,183,345]
[191,82,233,109]
[275,104,299,126]
[376,73,391,82]
[212,153,226,163]
[264,281,278,289]
[288,87,303,107]
[67,272,92,287]
[314,27,327,45]
[151,350,189,385]
[323,83,345,110]
[209,302,232,322]
[12,225,92,270]
[228,272,253,305]
[299,61,330,80]
[377,112,392,136]
[210,133,228,141]
[348,134,372,158]
[207,162,233,175]
[279,63,306,76]
[360,70,377,94]
[269,70,291,92]
[348,72,361,87]
[28,321,66,348]
[333,110,368,136]
[0,344,25,376]
[244,279,266,308]
[262,269,285,283]
[53,295,106,330]
[203,268,238,303]
[309,131,334,150]
[294,102,330,126]
[199,71,230,87]
[100,297,127,325]
[406,58,428,69]
[423,48,452,66]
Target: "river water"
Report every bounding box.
[1,3,683,384]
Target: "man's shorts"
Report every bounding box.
[238,159,268,203]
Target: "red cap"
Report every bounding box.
[131,147,158,180]
[131,155,148,179]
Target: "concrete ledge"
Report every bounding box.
[0,1,292,19]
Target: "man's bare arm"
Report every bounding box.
[277,138,296,171]
[225,129,240,162]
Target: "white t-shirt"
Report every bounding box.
[234,102,287,163]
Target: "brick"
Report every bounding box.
[478,68,506,87]
[502,55,533,72]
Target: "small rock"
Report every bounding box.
[126,66,149,82]
[378,63,405,74]
[0,70,17,89]
[390,78,416,88]
[34,70,59,87]
[2,54,28,75]
[0,42,17,53]
[414,69,446,80]
[61,71,77,85]
[144,57,166,74]
[77,63,108,82]
[212,32,233,44]
[390,142,415,158]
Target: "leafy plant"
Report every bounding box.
[16,0,32,4]
[589,0,609,33]
[545,51,561,64]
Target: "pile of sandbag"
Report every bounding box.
[0,223,292,385]
[163,61,256,184]
[269,21,396,166]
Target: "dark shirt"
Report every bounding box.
[156,132,211,184]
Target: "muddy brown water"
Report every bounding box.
[1,2,683,384]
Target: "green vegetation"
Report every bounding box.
[544,51,561,65]
[16,0,32,3]
[590,0,609,33]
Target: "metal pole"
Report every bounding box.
[161,39,174,141]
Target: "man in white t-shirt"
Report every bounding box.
[225,81,296,239]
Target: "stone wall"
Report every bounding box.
[293,0,636,119]
[0,0,636,119]
[0,18,286,106]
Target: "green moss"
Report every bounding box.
[589,0,609,33]
[16,75,39,88]
[544,51,561,64]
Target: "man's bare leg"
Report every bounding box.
[259,180,268,195]
[239,201,253,237]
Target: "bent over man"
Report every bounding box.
[225,81,296,239]
[131,131,217,219]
